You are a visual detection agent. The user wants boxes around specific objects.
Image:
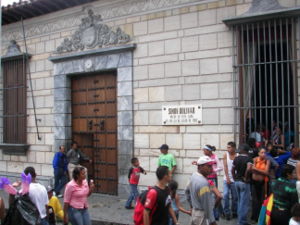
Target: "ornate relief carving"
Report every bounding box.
[3,0,203,42]
[56,10,131,53]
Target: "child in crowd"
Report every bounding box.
[158,144,177,175]
[125,157,146,209]
[290,203,300,225]
[47,186,64,225]
[168,180,191,225]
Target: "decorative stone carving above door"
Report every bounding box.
[56,9,131,53]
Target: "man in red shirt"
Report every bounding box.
[125,157,147,209]
[143,166,179,225]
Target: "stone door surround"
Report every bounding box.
[49,44,135,195]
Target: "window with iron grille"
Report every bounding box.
[2,59,27,145]
[232,17,298,148]
[0,40,30,154]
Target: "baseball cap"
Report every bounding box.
[159,144,169,150]
[197,156,214,165]
[46,185,54,193]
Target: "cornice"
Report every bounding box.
[2,0,212,44]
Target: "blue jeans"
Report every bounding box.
[235,181,250,225]
[68,207,91,225]
[223,180,238,216]
[54,168,67,194]
[168,211,179,225]
[209,177,223,220]
[125,184,139,208]
[40,217,49,225]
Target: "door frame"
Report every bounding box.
[49,44,135,196]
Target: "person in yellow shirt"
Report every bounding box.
[47,186,64,223]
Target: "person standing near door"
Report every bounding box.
[53,145,68,197]
[67,141,92,179]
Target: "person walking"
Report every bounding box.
[251,147,270,222]
[168,180,191,225]
[24,167,49,225]
[158,144,177,175]
[142,166,178,225]
[232,144,252,225]
[63,166,95,225]
[222,142,238,220]
[52,145,68,197]
[271,164,298,225]
[66,141,91,179]
[125,157,146,209]
[185,156,217,225]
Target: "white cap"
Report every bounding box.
[197,156,214,165]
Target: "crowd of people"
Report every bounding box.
[0,137,300,225]
[131,141,300,225]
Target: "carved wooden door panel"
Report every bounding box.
[71,73,118,195]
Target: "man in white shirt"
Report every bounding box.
[24,167,49,225]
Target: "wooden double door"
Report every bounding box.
[71,73,118,195]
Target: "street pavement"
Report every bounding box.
[88,193,239,225]
[0,190,239,225]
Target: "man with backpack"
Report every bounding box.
[133,166,179,225]
[185,156,217,225]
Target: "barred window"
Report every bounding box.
[1,41,29,154]
[233,17,298,147]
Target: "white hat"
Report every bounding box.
[197,156,214,165]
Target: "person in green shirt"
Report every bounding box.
[158,144,177,174]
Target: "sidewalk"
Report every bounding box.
[87,193,238,225]
[0,190,238,225]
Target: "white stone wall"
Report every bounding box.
[1,0,300,190]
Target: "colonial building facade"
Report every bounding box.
[1,0,300,194]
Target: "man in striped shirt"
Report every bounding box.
[287,147,300,180]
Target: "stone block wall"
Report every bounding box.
[1,0,300,191]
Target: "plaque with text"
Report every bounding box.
[162,105,202,125]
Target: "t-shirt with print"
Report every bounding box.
[232,154,253,182]
[272,177,298,211]
[144,186,171,225]
[158,153,176,171]
[128,166,145,185]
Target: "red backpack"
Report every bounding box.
[133,187,159,225]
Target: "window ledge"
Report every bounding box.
[0,143,30,155]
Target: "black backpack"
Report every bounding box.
[3,194,41,225]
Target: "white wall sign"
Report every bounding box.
[162,105,202,125]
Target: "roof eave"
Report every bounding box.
[223,7,300,26]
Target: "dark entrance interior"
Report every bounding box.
[71,72,118,195]
[237,18,298,146]
[252,42,295,145]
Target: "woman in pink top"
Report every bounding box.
[203,144,223,221]
[63,166,94,225]
[202,145,222,186]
